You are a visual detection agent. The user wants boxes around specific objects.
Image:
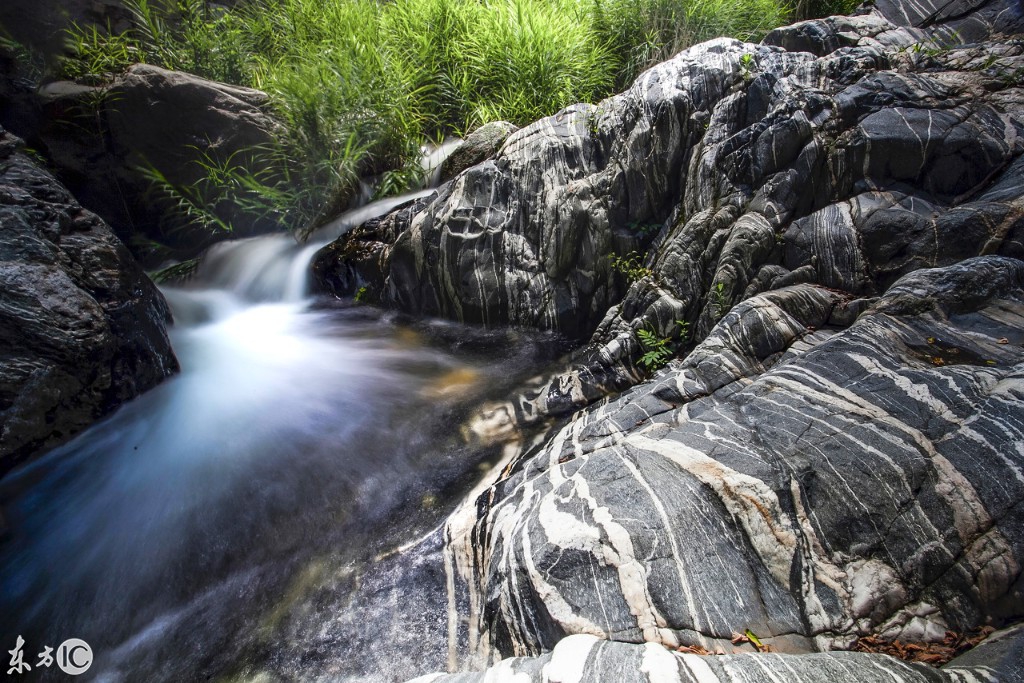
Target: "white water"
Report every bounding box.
[197,189,435,303]
[0,147,550,681]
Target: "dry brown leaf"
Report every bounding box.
[916,653,946,664]
[850,626,993,667]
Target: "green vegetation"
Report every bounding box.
[587,0,789,89]
[610,251,654,282]
[56,0,858,235]
[638,327,673,371]
[711,281,729,319]
[637,319,690,372]
[738,51,757,80]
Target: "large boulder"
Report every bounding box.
[314,0,1024,413]
[307,0,1024,680]
[0,125,178,476]
[35,64,284,264]
[442,257,1024,668]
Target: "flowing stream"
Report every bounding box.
[0,168,557,681]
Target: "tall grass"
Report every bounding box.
[59,0,849,239]
[589,0,793,88]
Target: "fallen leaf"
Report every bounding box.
[916,653,946,664]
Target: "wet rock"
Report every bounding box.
[411,627,1024,683]
[308,0,1024,679]
[0,125,178,475]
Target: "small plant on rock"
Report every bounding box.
[610,251,654,282]
[637,319,690,372]
[738,52,756,80]
[676,319,690,343]
[711,281,729,319]
[637,327,673,371]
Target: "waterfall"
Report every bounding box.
[0,141,554,682]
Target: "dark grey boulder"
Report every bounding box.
[35,64,284,264]
[0,125,177,476]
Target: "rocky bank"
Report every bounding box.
[312,0,1024,680]
[0,125,177,477]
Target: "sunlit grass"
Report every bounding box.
[59,0,854,239]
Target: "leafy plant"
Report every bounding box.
[636,319,689,371]
[150,257,201,284]
[637,327,673,371]
[738,52,756,80]
[791,0,861,21]
[676,318,690,343]
[61,21,141,83]
[610,250,654,282]
[711,281,729,319]
[140,145,289,236]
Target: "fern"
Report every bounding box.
[637,327,673,371]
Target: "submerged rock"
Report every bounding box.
[0,125,178,476]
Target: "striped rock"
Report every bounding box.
[313,0,1023,372]
[308,0,1024,679]
[410,629,1023,683]
[433,256,1024,679]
